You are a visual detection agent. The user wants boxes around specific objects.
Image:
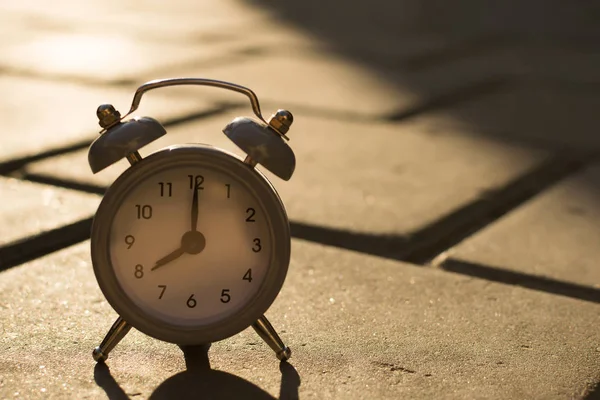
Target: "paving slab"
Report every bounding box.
[1,0,271,41]
[0,2,288,85]
[409,82,600,150]
[163,52,403,117]
[0,76,219,163]
[0,177,99,247]
[300,31,457,65]
[162,43,524,119]
[0,31,255,83]
[0,240,599,399]
[498,44,600,84]
[436,163,600,289]
[1,0,325,71]
[4,1,507,81]
[251,0,600,45]
[397,41,600,88]
[25,112,550,236]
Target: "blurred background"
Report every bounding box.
[1,0,599,268]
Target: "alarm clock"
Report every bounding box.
[88,78,295,363]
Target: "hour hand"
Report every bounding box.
[152,247,185,271]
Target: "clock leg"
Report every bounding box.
[252,315,291,361]
[92,316,132,363]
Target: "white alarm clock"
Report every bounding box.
[88,78,295,363]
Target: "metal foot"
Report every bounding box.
[92,316,132,363]
[252,315,291,361]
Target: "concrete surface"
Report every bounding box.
[413,83,600,150]
[1,0,599,399]
[1,241,599,399]
[436,163,600,288]
[0,177,98,246]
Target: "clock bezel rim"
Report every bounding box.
[90,144,291,345]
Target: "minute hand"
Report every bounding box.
[191,184,199,232]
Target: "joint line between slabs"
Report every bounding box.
[402,151,596,264]
[1,151,595,269]
[439,259,600,304]
[0,217,94,272]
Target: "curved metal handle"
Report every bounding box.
[122,78,267,123]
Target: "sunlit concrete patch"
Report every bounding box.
[0,32,247,83]
[219,240,600,399]
[438,163,600,289]
[0,0,324,83]
[0,242,185,399]
[0,177,98,246]
[0,10,44,41]
[0,240,598,399]
[25,112,550,236]
[1,0,271,41]
[0,76,219,163]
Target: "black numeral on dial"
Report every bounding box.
[225,184,231,198]
[246,208,256,222]
[188,175,204,189]
[158,285,167,299]
[134,264,144,279]
[158,182,172,197]
[252,238,262,252]
[243,268,253,282]
[220,289,231,303]
[135,205,152,219]
[125,235,135,249]
[187,294,197,308]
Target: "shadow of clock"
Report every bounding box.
[94,344,301,400]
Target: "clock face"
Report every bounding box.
[110,164,271,326]
[91,145,290,344]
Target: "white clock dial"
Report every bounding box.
[108,163,272,327]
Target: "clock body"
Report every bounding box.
[90,144,291,345]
